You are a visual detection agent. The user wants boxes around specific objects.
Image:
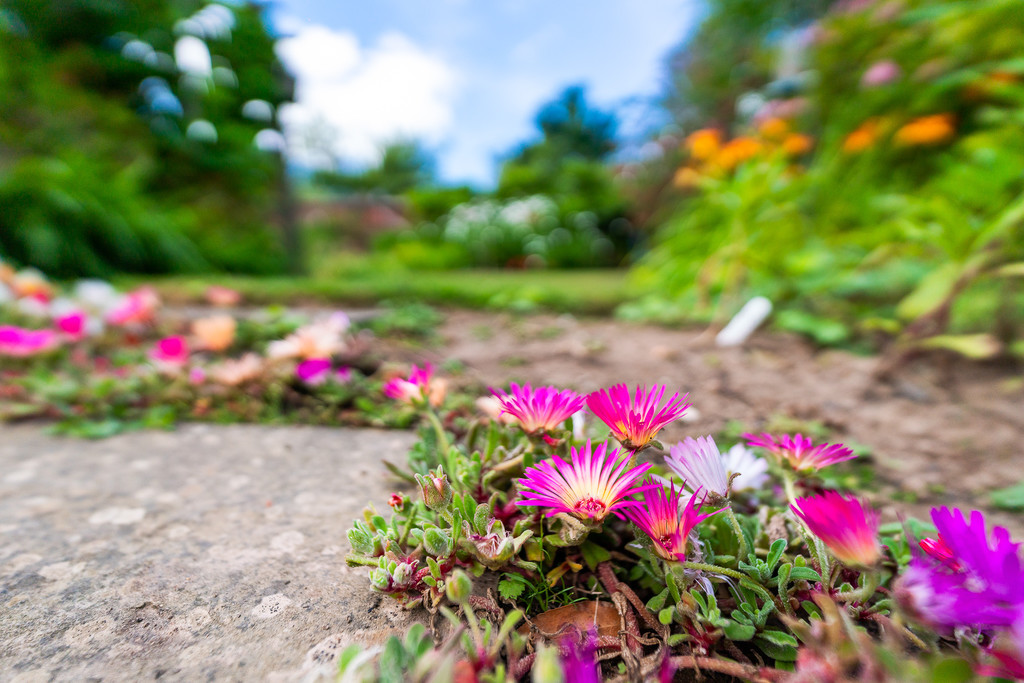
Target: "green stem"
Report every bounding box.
[424,409,451,470]
[780,470,798,506]
[399,508,418,547]
[835,570,879,604]
[722,506,749,562]
[680,562,783,611]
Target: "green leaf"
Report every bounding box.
[723,621,756,641]
[498,578,525,601]
[928,657,975,683]
[992,481,1024,510]
[658,606,675,625]
[666,633,688,646]
[915,333,1002,360]
[579,541,612,570]
[766,538,787,571]
[896,262,960,320]
[646,588,670,613]
[758,629,799,648]
[788,567,822,583]
[754,634,799,662]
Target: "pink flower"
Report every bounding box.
[587,384,689,450]
[0,325,60,357]
[743,432,855,472]
[150,336,189,369]
[56,311,88,341]
[383,363,445,407]
[919,535,960,571]
[296,358,332,386]
[516,441,651,523]
[107,288,159,327]
[490,383,584,435]
[205,285,242,307]
[209,353,264,386]
[791,492,880,567]
[267,315,349,360]
[624,484,722,562]
[861,59,901,87]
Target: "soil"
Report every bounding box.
[389,309,1024,535]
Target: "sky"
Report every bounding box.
[269,1,698,186]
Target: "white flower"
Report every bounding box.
[723,444,769,491]
[665,436,730,497]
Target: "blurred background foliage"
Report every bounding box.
[2,0,1023,356]
[0,0,293,277]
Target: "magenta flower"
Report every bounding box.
[0,325,60,357]
[587,384,689,450]
[624,484,722,562]
[791,492,881,567]
[296,358,332,385]
[383,363,444,407]
[897,507,1024,632]
[919,535,959,570]
[743,432,855,472]
[55,311,88,341]
[491,382,584,435]
[149,336,189,368]
[516,441,651,523]
[558,630,600,682]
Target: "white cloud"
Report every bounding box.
[276,23,458,168]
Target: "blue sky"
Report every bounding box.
[270,1,698,186]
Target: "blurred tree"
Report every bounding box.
[0,0,295,277]
[314,140,437,196]
[495,85,631,257]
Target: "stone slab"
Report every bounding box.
[0,424,419,682]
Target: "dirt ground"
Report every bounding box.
[390,309,1024,535]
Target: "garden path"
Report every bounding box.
[0,424,416,682]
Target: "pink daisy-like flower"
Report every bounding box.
[791,491,881,567]
[743,432,856,472]
[0,325,60,357]
[55,311,88,341]
[587,384,689,451]
[149,336,189,369]
[296,358,332,386]
[516,441,651,523]
[919,535,959,571]
[106,287,159,327]
[491,382,584,435]
[665,435,734,498]
[624,484,722,562]
[383,363,445,407]
[897,508,1024,633]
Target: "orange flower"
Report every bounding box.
[758,117,790,140]
[672,167,702,189]
[192,315,237,352]
[684,128,722,162]
[842,119,881,153]
[894,114,955,146]
[782,133,814,156]
[715,137,762,171]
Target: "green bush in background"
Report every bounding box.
[0,0,292,277]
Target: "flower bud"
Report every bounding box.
[414,467,453,511]
[423,528,453,557]
[445,569,473,605]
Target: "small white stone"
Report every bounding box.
[252,593,292,619]
[88,507,146,525]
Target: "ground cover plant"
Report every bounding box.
[0,258,444,436]
[340,368,1024,681]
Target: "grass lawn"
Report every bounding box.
[126,267,631,314]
